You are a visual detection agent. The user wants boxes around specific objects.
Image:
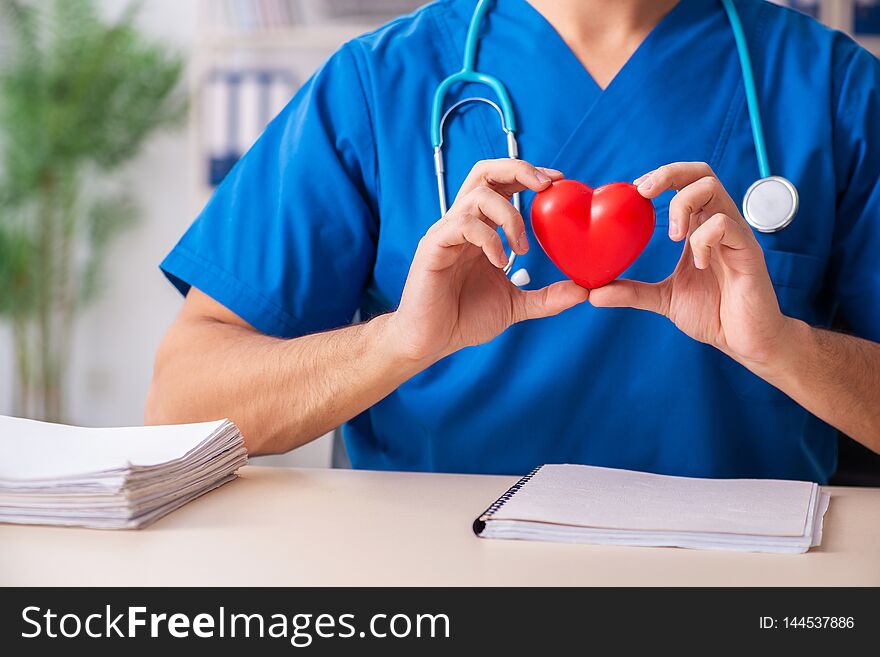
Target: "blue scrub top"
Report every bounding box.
[162,0,880,482]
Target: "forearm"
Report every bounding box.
[751,318,880,452]
[146,313,431,455]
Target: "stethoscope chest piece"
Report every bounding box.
[742,176,799,233]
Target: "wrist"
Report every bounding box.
[742,316,814,385]
[367,312,440,377]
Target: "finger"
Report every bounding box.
[634,162,715,199]
[667,175,741,242]
[688,212,756,270]
[589,279,667,315]
[460,158,564,199]
[633,172,651,187]
[537,166,564,178]
[428,213,508,269]
[515,281,590,322]
[465,185,529,254]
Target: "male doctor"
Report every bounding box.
[147,0,880,481]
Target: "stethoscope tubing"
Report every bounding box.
[431,0,796,271]
[720,0,772,179]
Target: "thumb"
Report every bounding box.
[516,281,590,322]
[588,279,666,315]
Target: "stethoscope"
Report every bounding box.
[430,0,799,287]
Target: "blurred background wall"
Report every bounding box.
[0,0,426,467]
[0,0,201,433]
[0,0,877,470]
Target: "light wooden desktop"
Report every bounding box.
[2,466,879,586]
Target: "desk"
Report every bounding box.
[2,466,879,586]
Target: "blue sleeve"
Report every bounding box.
[160,43,379,338]
[828,39,880,342]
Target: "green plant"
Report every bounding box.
[0,0,185,421]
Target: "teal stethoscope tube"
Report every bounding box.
[430,0,516,149]
[720,0,772,179]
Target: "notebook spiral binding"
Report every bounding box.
[472,465,542,536]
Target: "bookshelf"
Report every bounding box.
[200,24,376,50]
[781,0,880,53]
[189,0,425,213]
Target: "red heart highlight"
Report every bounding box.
[531,180,655,289]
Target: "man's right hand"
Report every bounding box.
[148,159,589,455]
[387,159,590,363]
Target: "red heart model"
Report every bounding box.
[531,179,656,289]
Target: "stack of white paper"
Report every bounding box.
[476,464,830,553]
[0,415,247,529]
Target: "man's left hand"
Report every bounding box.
[589,161,792,371]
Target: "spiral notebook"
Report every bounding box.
[473,464,829,554]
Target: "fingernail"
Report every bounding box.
[518,232,529,252]
[537,167,562,178]
[535,169,551,184]
[633,173,649,186]
[638,175,654,192]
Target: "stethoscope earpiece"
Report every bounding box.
[510,268,531,287]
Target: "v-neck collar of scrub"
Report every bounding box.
[530,0,727,171]
[507,0,687,95]
[432,0,735,183]
[434,0,718,164]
